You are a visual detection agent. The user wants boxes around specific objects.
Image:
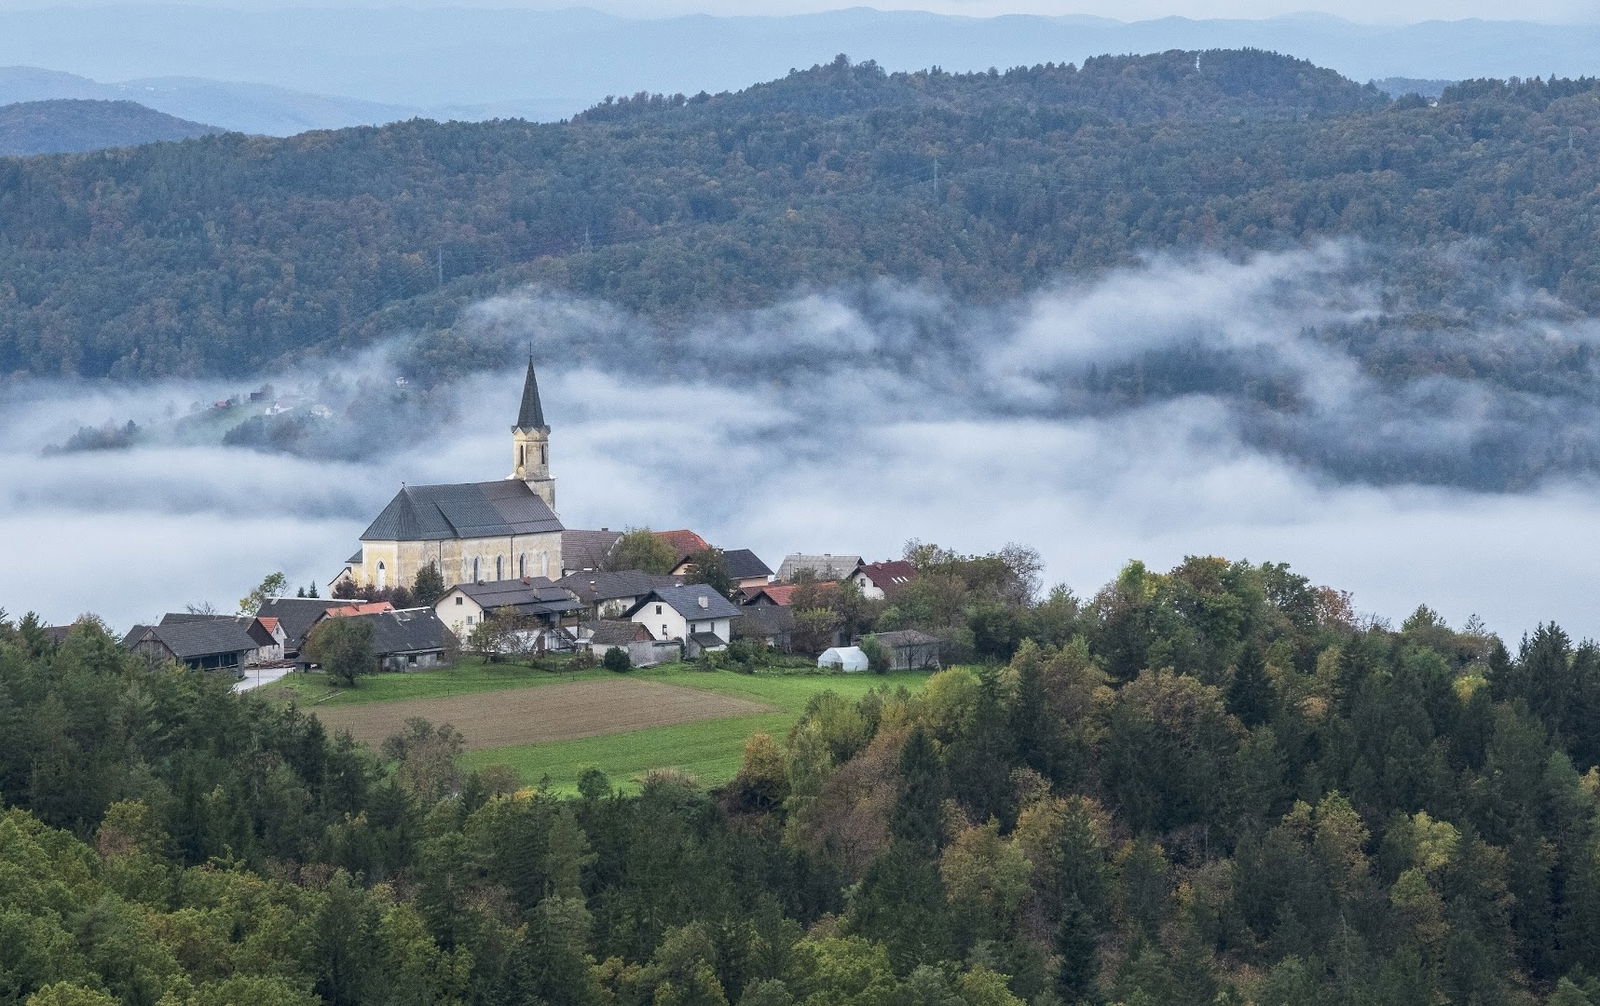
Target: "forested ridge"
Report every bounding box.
[7,554,1600,1004]
[1,49,1598,379]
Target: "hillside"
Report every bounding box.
[2,50,1597,386]
[0,97,223,155]
[0,66,424,136]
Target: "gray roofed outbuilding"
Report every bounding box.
[362,479,563,543]
[777,553,863,582]
[450,578,587,620]
[351,608,457,657]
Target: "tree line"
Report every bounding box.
[6,548,1600,1003]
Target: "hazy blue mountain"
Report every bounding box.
[0,6,1593,125]
[0,66,424,135]
[0,98,222,155]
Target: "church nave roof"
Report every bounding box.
[362,479,564,542]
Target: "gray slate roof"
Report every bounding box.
[722,548,772,581]
[582,620,650,646]
[257,597,361,648]
[452,578,585,618]
[130,618,260,660]
[516,357,548,430]
[689,631,727,648]
[362,479,563,542]
[158,612,274,648]
[562,529,623,572]
[625,584,741,621]
[777,553,863,582]
[343,608,456,656]
[556,569,683,604]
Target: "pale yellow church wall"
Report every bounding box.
[358,532,562,592]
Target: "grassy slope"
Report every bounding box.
[462,667,931,793]
[256,659,931,792]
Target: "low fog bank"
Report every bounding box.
[7,242,1600,640]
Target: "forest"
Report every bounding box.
[0,48,1597,386]
[6,549,1600,1005]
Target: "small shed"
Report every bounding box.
[871,629,943,670]
[818,646,870,672]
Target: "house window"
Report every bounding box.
[455,596,463,606]
[655,604,662,615]
[467,615,475,625]
[662,624,668,637]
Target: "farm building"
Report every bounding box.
[123,618,261,674]
[327,607,456,671]
[732,604,794,652]
[869,629,943,670]
[575,620,678,667]
[817,646,869,672]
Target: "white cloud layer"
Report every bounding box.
[5,246,1600,643]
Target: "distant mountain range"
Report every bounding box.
[0,98,222,155]
[0,7,1593,134]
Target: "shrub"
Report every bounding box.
[860,635,891,673]
[603,646,631,673]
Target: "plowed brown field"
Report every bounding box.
[311,677,774,750]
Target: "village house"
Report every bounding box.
[434,577,587,640]
[341,357,564,592]
[555,569,684,620]
[655,529,711,576]
[776,553,863,583]
[849,560,919,600]
[722,548,774,591]
[561,528,624,576]
[624,585,741,657]
[742,582,834,607]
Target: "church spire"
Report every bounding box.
[515,355,547,431]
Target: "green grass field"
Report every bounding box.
[255,658,615,707]
[257,658,931,792]
[462,667,931,793]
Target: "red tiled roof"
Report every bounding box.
[857,560,919,593]
[654,529,711,561]
[745,582,837,607]
[257,616,280,633]
[325,602,395,618]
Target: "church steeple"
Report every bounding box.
[515,355,547,432]
[511,355,556,512]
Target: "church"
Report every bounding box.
[339,358,565,591]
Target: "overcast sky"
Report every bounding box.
[0,0,1592,22]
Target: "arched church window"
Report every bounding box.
[540,445,547,465]
[376,562,387,590]
[519,553,526,577]
[496,555,503,580]
[472,557,480,581]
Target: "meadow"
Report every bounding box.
[262,660,933,792]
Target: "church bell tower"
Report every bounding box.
[511,356,556,511]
